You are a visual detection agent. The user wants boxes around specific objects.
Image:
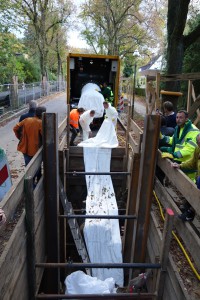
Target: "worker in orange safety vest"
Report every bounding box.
[69,107,84,146]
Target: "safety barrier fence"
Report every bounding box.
[0,81,66,114]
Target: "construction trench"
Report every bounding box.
[1,72,200,299]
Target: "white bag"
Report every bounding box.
[65,271,116,294]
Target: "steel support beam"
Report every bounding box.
[65,172,131,176]
[132,115,160,267]
[43,113,60,293]
[36,292,157,299]
[36,262,161,269]
[59,214,136,219]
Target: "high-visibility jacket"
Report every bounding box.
[180,146,200,176]
[70,109,80,129]
[13,117,42,156]
[160,120,199,163]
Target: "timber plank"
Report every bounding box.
[8,260,29,300]
[149,212,191,300]
[0,212,27,299]
[130,119,143,135]
[160,72,200,82]
[59,134,67,150]
[154,178,200,271]
[157,151,200,215]
[128,133,140,153]
[58,117,67,136]
[35,216,46,293]
[167,255,191,300]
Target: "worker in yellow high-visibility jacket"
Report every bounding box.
[160,109,200,181]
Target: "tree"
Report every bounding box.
[80,0,147,56]
[0,32,25,84]
[10,0,74,81]
[166,0,200,92]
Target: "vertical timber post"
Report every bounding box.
[123,152,141,284]
[43,113,60,293]
[155,72,161,110]
[25,176,36,300]
[131,115,160,277]
[156,208,174,299]
[187,80,192,112]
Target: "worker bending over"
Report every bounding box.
[79,110,95,141]
[69,107,84,146]
[103,101,118,127]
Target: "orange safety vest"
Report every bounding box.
[70,109,80,129]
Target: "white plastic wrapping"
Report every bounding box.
[83,147,124,287]
[65,271,116,294]
[78,83,104,118]
[78,119,118,148]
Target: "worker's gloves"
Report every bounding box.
[112,117,116,122]
[0,209,6,225]
[173,152,179,159]
[77,132,81,137]
[95,88,99,91]
[160,146,172,153]
[159,132,163,139]
[161,152,173,159]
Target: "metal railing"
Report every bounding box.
[0,81,66,115]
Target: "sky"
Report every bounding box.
[68,29,88,49]
[68,0,88,49]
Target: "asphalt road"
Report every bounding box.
[0,92,67,184]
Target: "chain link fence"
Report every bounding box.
[0,81,66,115]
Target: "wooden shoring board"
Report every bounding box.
[132,115,160,266]
[58,117,67,136]
[157,151,200,215]
[148,212,191,300]
[154,178,200,272]
[160,72,200,82]
[0,148,42,226]
[188,95,200,119]
[0,211,28,300]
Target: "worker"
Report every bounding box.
[160,109,200,181]
[100,82,114,105]
[171,133,200,221]
[103,101,118,127]
[13,106,46,185]
[19,100,38,122]
[163,101,177,128]
[79,110,95,141]
[69,107,84,146]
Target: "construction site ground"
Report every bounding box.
[1,95,200,297]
